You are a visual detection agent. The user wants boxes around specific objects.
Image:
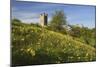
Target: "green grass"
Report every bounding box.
[12,22,96,66]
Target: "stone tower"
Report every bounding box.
[40,13,48,26]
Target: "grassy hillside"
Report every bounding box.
[12,21,96,66]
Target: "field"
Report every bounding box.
[12,20,96,66]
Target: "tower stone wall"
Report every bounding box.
[40,13,48,26]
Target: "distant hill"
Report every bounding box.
[12,21,96,66]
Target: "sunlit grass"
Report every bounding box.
[12,22,96,66]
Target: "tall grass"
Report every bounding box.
[12,22,96,66]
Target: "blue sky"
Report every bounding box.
[12,0,96,28]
